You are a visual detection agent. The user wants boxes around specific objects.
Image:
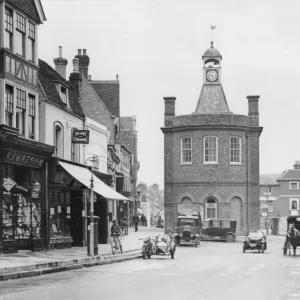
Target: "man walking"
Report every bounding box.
[133,212,139,232]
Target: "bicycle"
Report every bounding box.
[111,232,123,255]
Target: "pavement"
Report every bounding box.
[0,227,164,281]
[0,234,293,300]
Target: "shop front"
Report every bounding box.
[48,158,129,248]
[0,126,54,253]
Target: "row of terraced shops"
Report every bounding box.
[0,126,131,253]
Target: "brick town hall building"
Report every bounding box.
[161,42,263,235]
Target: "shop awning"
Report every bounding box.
[59,161,129,201]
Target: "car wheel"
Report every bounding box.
[243,244,246,253]
[225,233,235,243]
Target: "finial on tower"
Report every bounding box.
[210,24,217,44]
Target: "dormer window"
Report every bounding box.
[60,86,67,104]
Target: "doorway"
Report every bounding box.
[70,191,84,246]
[95,199,108,244]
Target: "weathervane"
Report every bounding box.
[210,24,217,45]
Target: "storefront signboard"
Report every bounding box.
[3,178,16,192]
[72,130,90,144]
[3,151,45,168]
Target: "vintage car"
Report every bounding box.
[174,215,202,247]
[201,219,237,243]
[243,231,267,253]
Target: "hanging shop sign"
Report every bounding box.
[72,130,90,144]
[3,151,45,168]
[3,178,16,192]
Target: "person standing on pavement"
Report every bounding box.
[150,215,154,227]
[133,212,139,232]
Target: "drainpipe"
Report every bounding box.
[245,132,250,235]
[45,161,50,250]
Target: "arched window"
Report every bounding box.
[206,199,217,220]
[54,122,63,157]
[204,136,218,163]
[230,136,241,164]
[181,197,192,204]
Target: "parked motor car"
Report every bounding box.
[243,231,267,253]
[201,219,236,243]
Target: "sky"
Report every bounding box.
[39,0,300,188]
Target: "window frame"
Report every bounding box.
[54,122,64,158]
[205,199,217,220]
[289,181,299,191]
[5,84,14,127]
[290,198,299,211]
[204,136,218,164]
[16,88,26,136]
[230,136,242,164]
[15,13,26,57]
[28,94,36,139]
[5,7,13,51]
[180,136,192,165]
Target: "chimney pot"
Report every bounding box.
[78,49,81,55]
[73,58,79,73]
[83,49,87,55]
[59,46,62,58]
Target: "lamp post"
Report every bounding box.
[86,156,97,257]
[264,186,271,235]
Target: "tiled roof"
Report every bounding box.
[38,59,84,118]
[7,0,40,23]
[89,81,120,117]
[278,169,300,180]
[120,116,134,130]
[260,174,281,185]
[194,84,231,114]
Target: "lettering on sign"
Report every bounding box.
[72,130,90,144]
[4,151,45,168]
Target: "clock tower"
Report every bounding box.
[195,41,230,114]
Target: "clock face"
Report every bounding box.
[206,70,218,82]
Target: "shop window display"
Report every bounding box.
[49,189,71,238]
[2,165,43,241]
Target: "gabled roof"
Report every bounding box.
[194,84,231,114]
[6,0,46,24]
[89,80,120,117]
[38,59,84,118]
[278,169,300,181]
[260,174,281,185]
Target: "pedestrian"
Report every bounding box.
[132,212,139,232]
[141,214,145,227]
[150,215,154,227]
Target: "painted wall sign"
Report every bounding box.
[4,151,45,168]
[72,130,90,144]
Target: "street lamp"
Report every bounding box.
[86,156,98,257]
[264,185,272,235]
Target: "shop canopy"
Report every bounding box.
[59,161,129,201]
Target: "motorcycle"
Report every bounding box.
[140,233,176,259]
[140,237,155,259]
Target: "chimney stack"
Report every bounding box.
[247,95,259,117]
[294,161,300,170]
[164,97,176,117]
[88,75,92,81]
[72,58,79,73]
[53,46,68,79]
[75,48,90,79]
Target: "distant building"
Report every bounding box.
[259,174,280,235]
[161,41,263,235]
[275,161,300,234]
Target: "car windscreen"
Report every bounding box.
[179,219,197,226]
[248,232,263,238]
